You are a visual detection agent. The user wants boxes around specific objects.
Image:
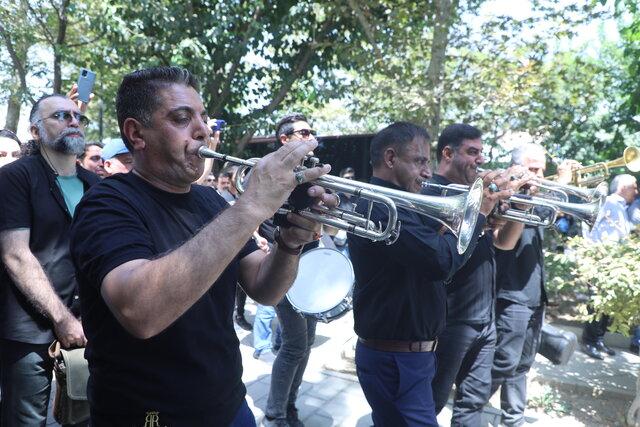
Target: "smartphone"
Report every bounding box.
[76,68,96,103]
[211,119,226,132]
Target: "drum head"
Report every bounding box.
[287,248,354,314]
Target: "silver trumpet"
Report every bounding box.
[423,181,604,228]
[476,167,607,202]
[199,147,483,254]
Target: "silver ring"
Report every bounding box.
[295,172,304,185]
[488,183,498,193]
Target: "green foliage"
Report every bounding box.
[528,385,572,416]
[547,234,640,336]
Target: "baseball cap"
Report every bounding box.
[101,138,130,161]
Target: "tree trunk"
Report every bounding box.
[425,0,459,139]
[4,93,22,132]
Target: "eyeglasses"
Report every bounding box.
[39,111,90,127]
[288,129,317,138]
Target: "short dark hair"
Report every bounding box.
[0,129,21,144]
[340,167,355,177]
[436,123,482,162]
[370,122,430,168]
[116,66,200,151]
[275,113,309,140]
[78,141,104,160]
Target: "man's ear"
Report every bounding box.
[122,118,146,151]
[441,145,455,163]
[383,147,396,169]
[30,123,40,141]
[279,133,289,145]
[103,159,113,174]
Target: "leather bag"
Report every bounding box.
[48,341,90,424]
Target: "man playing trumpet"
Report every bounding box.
[426,123,530,426]
[70,67,337,426]
[347,122,511,426]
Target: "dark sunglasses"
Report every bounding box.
[289,129,317,137]
[40,111,90,127]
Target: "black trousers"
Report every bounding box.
[235,284,247,317]
[582,309,610,345]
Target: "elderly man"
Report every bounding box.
[489,142,557,426]
[0,94,99,425]
[427,123,527,426]
[582,173,638,359]
[347,122,507,426]
[70,67,334,426]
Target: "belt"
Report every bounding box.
[358,337,438,353]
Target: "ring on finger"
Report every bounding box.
[488,183,498,193]
[295,172,304,185]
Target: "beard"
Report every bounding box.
[39,124,86,155]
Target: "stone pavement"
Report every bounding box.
[47,303,639,426]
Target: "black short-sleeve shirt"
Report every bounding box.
[70,172,258,425]
[0,154,99,344]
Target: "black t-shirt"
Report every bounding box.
[347,177,486,341]
[71,173,258,425]
[495,224,547,307]
[0,154,99,344]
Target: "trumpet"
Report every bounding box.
[545,146,640,187]
[199,147,483,254]
[476,167,606,202]
[423,181,604,228]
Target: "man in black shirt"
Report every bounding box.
[0,94,99,425]
[426,124,528,426]
[347,122,508,426]
[70,67,335,426]
[490,142,550,427]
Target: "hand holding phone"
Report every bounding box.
[76,69,96,104]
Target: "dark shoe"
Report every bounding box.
[583,343,604,360]
[596,340,616,356]
[286,405,304,427]
[253,350,261,360]
[235,314,252,331]
[630,343,639,354]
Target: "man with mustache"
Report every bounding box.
[0,94,99,426]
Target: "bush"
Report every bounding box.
[546,235,640,336]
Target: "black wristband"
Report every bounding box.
[274,227,303,256]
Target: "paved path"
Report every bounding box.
[47,302,639,426]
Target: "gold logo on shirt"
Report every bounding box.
[141,411,166,427]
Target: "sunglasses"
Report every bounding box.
[40,111,91,127]
[289,129,317,138]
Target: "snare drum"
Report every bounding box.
[286,248,354,323]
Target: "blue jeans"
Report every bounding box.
[0,340,53,427]
[265,298,316,419]
[253,304,281,355]
[432,322,496,426]
[0,339,87,427]
[356,340,438,427]
[491,300,544,427]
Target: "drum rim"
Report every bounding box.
[286,247,354,314]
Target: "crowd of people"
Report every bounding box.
[0,65,637,427]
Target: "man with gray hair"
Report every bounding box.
[0,93,99,425]
[581,173,638,359]
[490,142,553,426]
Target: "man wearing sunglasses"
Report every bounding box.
[0,94,99,426]
[263,112,320,427]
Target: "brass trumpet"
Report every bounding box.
[199,147,483,254]
[545,146,640,187]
